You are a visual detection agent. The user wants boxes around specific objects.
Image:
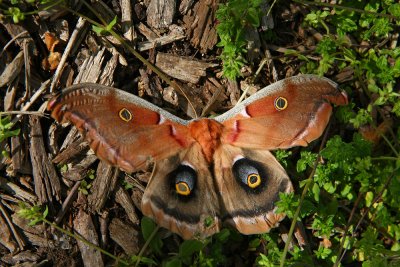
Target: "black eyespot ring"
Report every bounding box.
[119,108,133,122]
[274,96,288,111]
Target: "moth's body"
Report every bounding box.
[48,75,348,239]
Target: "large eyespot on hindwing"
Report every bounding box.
[169,164,197,198]
[232,158,267,193]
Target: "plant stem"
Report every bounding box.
[280,123,332,267]
[43,218,130,266]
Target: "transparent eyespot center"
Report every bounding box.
[274,96,288,111]
[119,108,133,122]
[247,173,261,188]
[176,182,191,196]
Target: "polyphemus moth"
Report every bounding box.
[47,75,348,239]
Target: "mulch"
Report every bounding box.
[0,1,349,266]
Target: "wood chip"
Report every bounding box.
[147,0,176,29]
[0,214,18,252]
[11,126,32,176]
[109,218,139,255]
[1,250,41,265]
[29,116,61,207]
[87,162,119,212]
[115,185,140,225]
[179,0,195,14]
[131,187,144,211]
[53,136,89,166]
[0,177,37,203]
[137,31,185,51]
[183,0,219,52]
[62,155,98,181]
[121,0,137,42]
[0,50,24,88]
[73,209,104,267]
[156,52,217,83]
[10,217,49,248]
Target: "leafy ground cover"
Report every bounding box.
[0,0,400,266]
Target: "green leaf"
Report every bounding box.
[92,16,118,35]
[141,217,163,254]
[247,7,260,27]
[388,3,400,17]
[365,191,374,207]
[165,258,182,267]
[314,246,332,259]
[130,255,157,266]
[312,183,320,202]
[179,240,204,259]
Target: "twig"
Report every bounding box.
[0,30,28,59]
[0,201,25,249]
[54,181,81,224]
[11,79,50,125]
[49,17,87,93]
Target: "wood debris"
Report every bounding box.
[0,0,356,265]
[156,52,217,83]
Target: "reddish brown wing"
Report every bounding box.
[48,83,194,172]
[216,75,348,149]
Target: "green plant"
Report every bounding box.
[0,0,65,23]
[216,0,264,80]
[0,115,20,143]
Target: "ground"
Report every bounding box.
[1,0,400,266]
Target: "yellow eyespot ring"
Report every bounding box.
[247,173,261,188]
[119,108,133,122]
[176,182,191,196]
[274,96,288,111]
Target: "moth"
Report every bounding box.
[48,75,348,239]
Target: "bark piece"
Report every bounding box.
[183,0,219,52]
[137,30,185,51]
[12,212,50,248]
[179,0,195,14]
[227,79,240,106]
[155,52,217,83]
[115,185,139,225]
[10,125,32,176]
[29,116,61,207]
[75,47,107,84]
[62,155,98,181]
[0,214,17,252]
[53,136,89,166]
[1,250,41,265]
[109,218,139,255]
[137,22,159,40]
[0,50,24,87]
[88,162,119,212]
[121,0,137,41]
[0,177,37,203]
[73,209,104,267]
[55,181,81,224]
[4,78,17,111]
[147,0,176,29]
[131,187,144,211]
